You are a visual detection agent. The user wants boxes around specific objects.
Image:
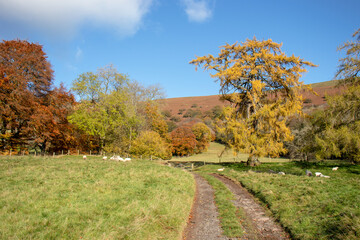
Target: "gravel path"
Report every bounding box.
[183,174,228,240]
[183,173,290,240]
[212,174,290,240]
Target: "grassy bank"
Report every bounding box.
[170,142,290,163]
[0,156,195,239]
[198,162,360,240]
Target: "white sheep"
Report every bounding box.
[278,172,286,175]
[217,168,224,172]
[124,158,131,162]
[332,167,339,171]
[83,155,87,160]
[102,156,107,160]
[315,172,330,178]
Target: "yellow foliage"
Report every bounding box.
[191,37,316,159]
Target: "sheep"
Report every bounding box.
[124,158,131,162]
[102,156,107,160]
[217,168,225,172]
[332,167,339,171]
[315,172,330,178]
[306,170,313,176]
[278,172,286,175]
[83,155,87,160]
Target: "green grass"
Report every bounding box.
[0,156,195,239]
[170,142,290,163]
[199,173,244,238]
[197,162,360,240]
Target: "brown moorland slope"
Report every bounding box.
[159,80,346,119]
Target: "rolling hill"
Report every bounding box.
[159,80,346,120]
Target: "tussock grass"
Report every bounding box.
[199,173,244,238]
[0,156,195,239]
[198,162,360,240]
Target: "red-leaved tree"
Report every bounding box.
[0,40,75,153]
[170,126,197,156]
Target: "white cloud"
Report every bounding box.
[182,0,213,22]
[0,0,154,37]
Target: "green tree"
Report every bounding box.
[313,85,360,162]
[190,38,316,165]
[69,66,162,154]
[313,29,360,163]
[191,122,212,153]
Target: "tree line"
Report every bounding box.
[1,28,359,162]
[0,40,212,158]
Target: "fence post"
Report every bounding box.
[53,152,55,158]
[90,150,91,156]
[10,149,11,156]
[77,150,79,155]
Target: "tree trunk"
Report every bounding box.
[247,155,261,166]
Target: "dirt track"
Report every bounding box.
[183,173,290,240]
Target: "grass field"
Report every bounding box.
[197,162,360,240]
[0,156,195,239]
[170,142,291,163]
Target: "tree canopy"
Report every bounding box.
[69,66,165,154]
[335,28,360,85]
[0,40,75,152]
[191,38,316,164]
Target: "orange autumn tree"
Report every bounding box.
[190,38,316,165]
[170,126,197,156]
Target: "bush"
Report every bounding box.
[130,131,172,160]
[192,122,212,153]
[183,109,202,118]
[161,110,172,118]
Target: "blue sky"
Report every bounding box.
[0,0,359,98]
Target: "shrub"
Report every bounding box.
[130,131,172,160]
[192,122,212,153]
[161,110,172,118]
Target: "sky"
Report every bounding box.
[0,0,359,98]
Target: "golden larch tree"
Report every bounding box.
[190,38,316,165]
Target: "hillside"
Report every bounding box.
[159,80,345,119]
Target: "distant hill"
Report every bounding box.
[159,80,345,123]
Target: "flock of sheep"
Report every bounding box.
[82,155,131,162]
[217,166,340,178]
